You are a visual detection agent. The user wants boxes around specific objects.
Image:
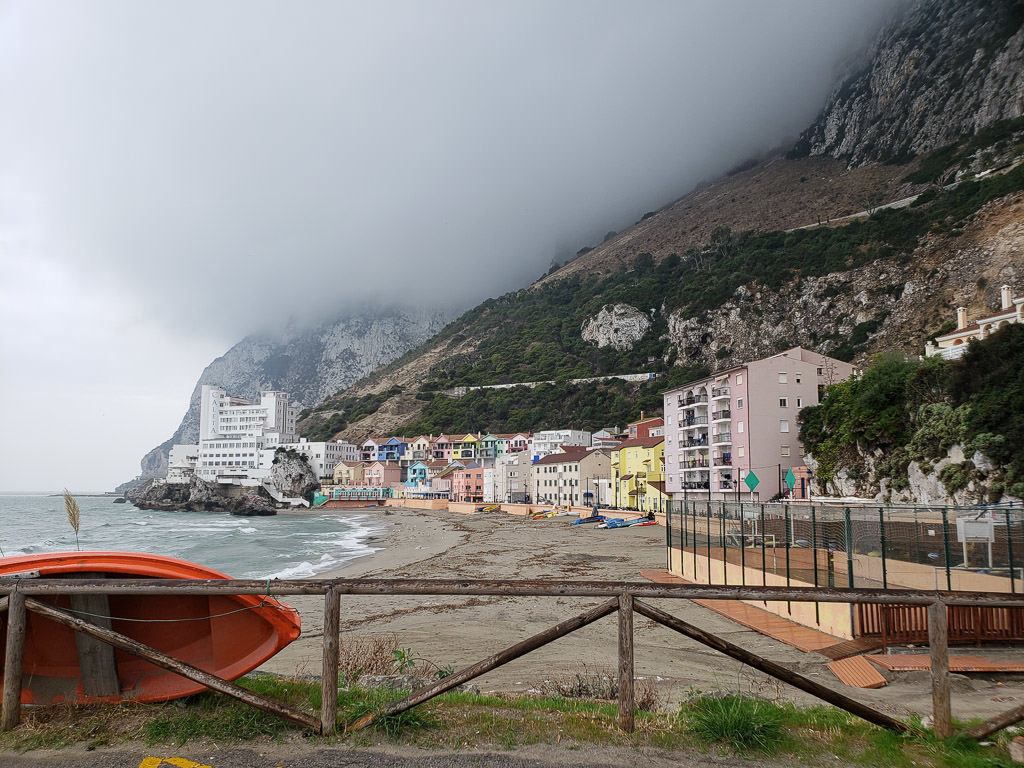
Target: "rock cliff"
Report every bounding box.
[581,304,652,351]
[138,307,448,479]
[796,0,1024,164]
[665,192,1024,369]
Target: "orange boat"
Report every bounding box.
[0,551,301,704]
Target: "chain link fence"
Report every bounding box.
[665,500,1024,594]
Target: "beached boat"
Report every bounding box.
[572,515,606,525]
[0,551,301,705]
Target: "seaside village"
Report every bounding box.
[165,284,1023,513]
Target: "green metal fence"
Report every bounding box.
[665,500,1024,594]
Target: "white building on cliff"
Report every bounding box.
[926,284,1023,360]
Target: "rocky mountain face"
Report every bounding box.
[795,0,1024,165]
[137,307,448,479]
[662,192,1024,370]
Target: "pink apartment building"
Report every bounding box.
[450,462,485,503]
[363,460,403,487]
[662,347,855,501]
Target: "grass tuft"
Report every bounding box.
[681,694,786,755]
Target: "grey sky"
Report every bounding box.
[0,0,898,491]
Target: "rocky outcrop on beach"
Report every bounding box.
[581,304,652,351]
[268,450,320,501]
[126,477,277,516]
[795,0,1024,165]
[136,306,449,480]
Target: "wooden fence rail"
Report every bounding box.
[6,578,1024,741]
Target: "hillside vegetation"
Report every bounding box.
[799,324,1024,501]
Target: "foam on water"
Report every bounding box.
[0,494,388,578]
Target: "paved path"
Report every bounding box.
[2,745,792,768]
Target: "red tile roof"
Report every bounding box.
[612,436,665,450]
[533,447,591,465]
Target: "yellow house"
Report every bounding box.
[332,461,365,486]
[453,433,479,461]
[611,437,666,513]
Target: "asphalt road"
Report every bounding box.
[1,744,785,768]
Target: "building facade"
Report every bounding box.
[611,437,666,513]
[662,347,855,501]
[926,284,1023,360]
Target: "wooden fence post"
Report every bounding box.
[929,600,952,739]
[321,585,340,735]
[618,592,634,733]
[1,588,26,731]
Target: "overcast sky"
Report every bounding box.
[0,0,899,492]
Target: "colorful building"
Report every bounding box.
[662,347,855,501]
[612,436,666,513]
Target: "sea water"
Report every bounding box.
[0,494,387,579]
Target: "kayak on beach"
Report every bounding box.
[596,518,624,528]
[572,515,606,525]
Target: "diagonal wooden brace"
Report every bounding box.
[347,596,620,731]
[633,598,907,733]
[24,597,318,732]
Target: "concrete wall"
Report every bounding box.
[672,546,854,639]
[851,553,1017,593]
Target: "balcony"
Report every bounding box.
[719,481,733,490]
[712,387,730,399]
[713,456,732,466]
[681,436,709,449]
[679,458,709,468]
[678,394,709,408]
[683,416,709,428]
[711,410,731,421]
[682,480,710,490]
[712,433,732,445]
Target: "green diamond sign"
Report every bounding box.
[744,471,759,492]
[785,467,797,489]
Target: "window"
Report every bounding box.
[780,420,790,433]
[779,397,788,408]
[817,367,823,375]
[778,373,788,384]
[796,397,803,408]
[737,421,744,433]
[799,446,805,456]
[737,398,743,409]
[780,445,790,456]
[738,446,745,457]
[737,374,743,385]
[795,374,802,384]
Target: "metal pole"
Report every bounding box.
[721,500,728,586]
[811,503,820,625]
[942,507,953,592]
[706,501,712,584]
[740,501,747,587]
[785,503,792,614]
[879,506,888,590]
[1007,508,1016,594]
[845,507,855,589]
[761,503,767,593]
[665,499,672,572]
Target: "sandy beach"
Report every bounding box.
[264,506,1024,721]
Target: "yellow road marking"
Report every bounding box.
[139,758,213,768]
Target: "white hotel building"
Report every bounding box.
[180,386,356,484]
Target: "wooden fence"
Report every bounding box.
[5,579,1024,741]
